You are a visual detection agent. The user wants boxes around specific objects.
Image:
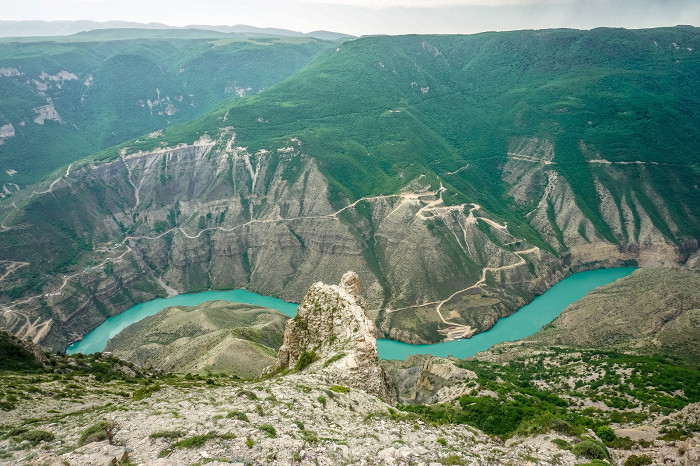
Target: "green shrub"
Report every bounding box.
[659,427,690,441]
[133,383,161,401]
[227,410,249,422]
[259,424,277,438]
[171,434,212,448]
[317,395,327,408]
[606,436,633,449]
[515,412,583,437]
[551,438,571,450]
[17,430,54,446]
[79,421,114,446]
[238,390,258,400]
[301,429,319,444]
[294,351,316,372]
[595,425,616,443]
[437,437,447,446]
[572,439,609,460]
[624,454,653,466]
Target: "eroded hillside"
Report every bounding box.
[0,27,699,350]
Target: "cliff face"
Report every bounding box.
[3,30,700,350]
[275,271,397,404]
[0,127,695,352]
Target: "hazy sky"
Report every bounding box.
[2,0,699,35]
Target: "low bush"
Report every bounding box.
[259,424,277,438]
[133,384,161,401]
[79,421,114,446]
[624,454,653,466]
[294,351,316,372]
[17,430,54,446]
[572,439,609,460]
[595,425,616,443]
[227,410,249,422]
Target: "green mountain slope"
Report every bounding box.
[0,34,337,190]
[104,301,288,378]
[1,27,699,350]
[527,268,700,361]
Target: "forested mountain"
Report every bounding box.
[0,32,338,190]
[0,26,698,350]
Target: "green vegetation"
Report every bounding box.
[258,424,277,438]
[595,425,616,443]
[133,383,161,401]
[294,350,317,372]
[158,431,236,457]
[572,439,609,461]
[15,429,55,446]
[226,410,250,422]
[0,36,336,187]
[78,420,114,446]
[399,347,700,439]
[329,385,349,394]
[149,430,185,439]
[625,454,653,466]
[0,331,43,372]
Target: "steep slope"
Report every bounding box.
[0,34,337,190]
[274,271,396,403]
[104,301,288,378]
[1,27,699,350]
[526,268,700,361]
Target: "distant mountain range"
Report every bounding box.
[0,20,355,41]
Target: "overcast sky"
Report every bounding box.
[2,0,699,36]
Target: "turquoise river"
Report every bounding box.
[67,267,637,359]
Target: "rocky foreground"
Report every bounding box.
[1,272,699,465]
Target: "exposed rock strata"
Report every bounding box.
[0,130,696,352]
[384,354,477,405]
[275,271,397,404]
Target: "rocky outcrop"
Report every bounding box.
[384,354,477,405]
[274,271,397,404]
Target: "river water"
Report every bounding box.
[66,267,637,359]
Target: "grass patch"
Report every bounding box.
[329,385,349,394]
[259,424,277,438]
[158,431,235,457]
[227,410,249,422]
[78,421,114,446]
[149,430,185,440]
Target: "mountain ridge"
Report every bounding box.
[0,20,355,41]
